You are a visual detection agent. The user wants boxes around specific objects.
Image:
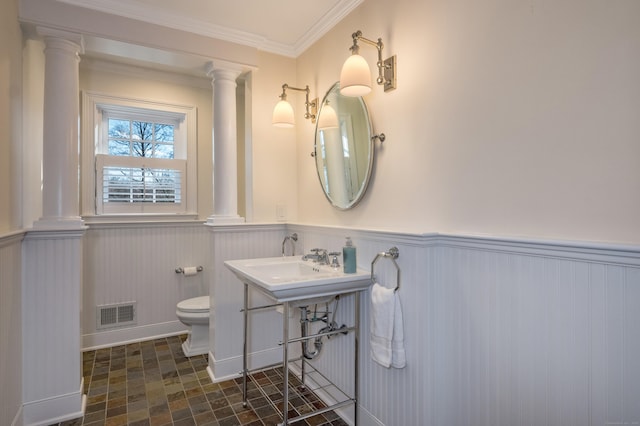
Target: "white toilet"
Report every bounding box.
[176,295,210,356]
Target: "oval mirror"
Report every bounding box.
[314,82,374,210]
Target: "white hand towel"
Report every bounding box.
[370,283,406,369]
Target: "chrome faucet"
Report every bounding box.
[302,248,329,264]
[316,249,329,265]
[281,233,298,257]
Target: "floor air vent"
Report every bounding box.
[97,302,137,329]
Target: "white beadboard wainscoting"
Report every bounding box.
[287,225,437,426]
[430,236,640,426]
[206,223,292,382]
[0,232,24,426]
[4,222,640,426]
[22,228,86,426]
[82,221,211,349]
[33,220,640,425]
[268,226,640,426]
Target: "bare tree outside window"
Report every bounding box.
[104,118,180,204]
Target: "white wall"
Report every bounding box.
[295,0,640,245]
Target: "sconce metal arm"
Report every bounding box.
[280,84,317,122]
[350,30,397,91]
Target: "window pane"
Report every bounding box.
[132,121,153,141]
[154,143,174,159]
[154,124,174,142]
[108,140,130,156]
[132,142,153,157]
[108,119,130,138]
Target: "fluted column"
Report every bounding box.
[206,61,245,225]
[34,27,84,229]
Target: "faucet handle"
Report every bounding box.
[328,251,341,269]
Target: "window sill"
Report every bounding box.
[82,214,203,229]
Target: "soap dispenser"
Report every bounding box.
[343,237,357,273]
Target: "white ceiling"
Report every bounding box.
[58,0,363,57]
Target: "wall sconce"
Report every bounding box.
[272,84,318,128]
[339,30,397,97]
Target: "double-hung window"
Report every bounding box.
[82,92,197,217]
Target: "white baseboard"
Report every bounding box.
[22,379,86,426]
[207,346,283,383]
[10,404,23,426]
[356,405,385,426]
[82,320,188,350]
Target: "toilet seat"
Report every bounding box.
[177,296,210,313]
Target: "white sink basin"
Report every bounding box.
[224,256,371,303]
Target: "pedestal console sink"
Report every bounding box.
[225,255,370,425]
[224,256,371,303]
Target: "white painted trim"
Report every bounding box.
[23,228,86,240]
[205,222,286,233]
[0,231,25,248]
[80,57,212,89]
[81,91,198,217]
[241,74,254,223]
[22,380,86,426]
[82,320,188,351]
[207,347,283,383]
[56,0,364,57]
[289,223,437,249]
[286,224,640,266]
[357,406,385,426]
[436,233,640,267]
[10,405,23,426]
[292,0,365,57]
[57,0,267,49]
[84,218,205,230]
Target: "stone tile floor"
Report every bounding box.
[51,335,348,426]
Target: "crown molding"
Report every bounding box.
[293,0,364,56]
[56,0,364,57]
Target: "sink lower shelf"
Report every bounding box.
[244,358,355,424]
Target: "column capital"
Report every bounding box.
[36,26,84,54]
[205,60,245,81]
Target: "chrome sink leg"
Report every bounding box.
[282,301,290,425]
[301,354,306,390]
[242,283,248,408]
[354,293,360,425]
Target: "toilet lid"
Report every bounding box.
[177,296,210,313]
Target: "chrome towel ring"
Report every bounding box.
[370,246,400,292]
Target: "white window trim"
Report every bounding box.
[81,91,197,219]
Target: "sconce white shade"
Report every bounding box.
[272,99,295,127]
[318,104,339,129]
[340,53,372,97]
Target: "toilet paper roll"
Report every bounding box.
[183,266,198,276]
